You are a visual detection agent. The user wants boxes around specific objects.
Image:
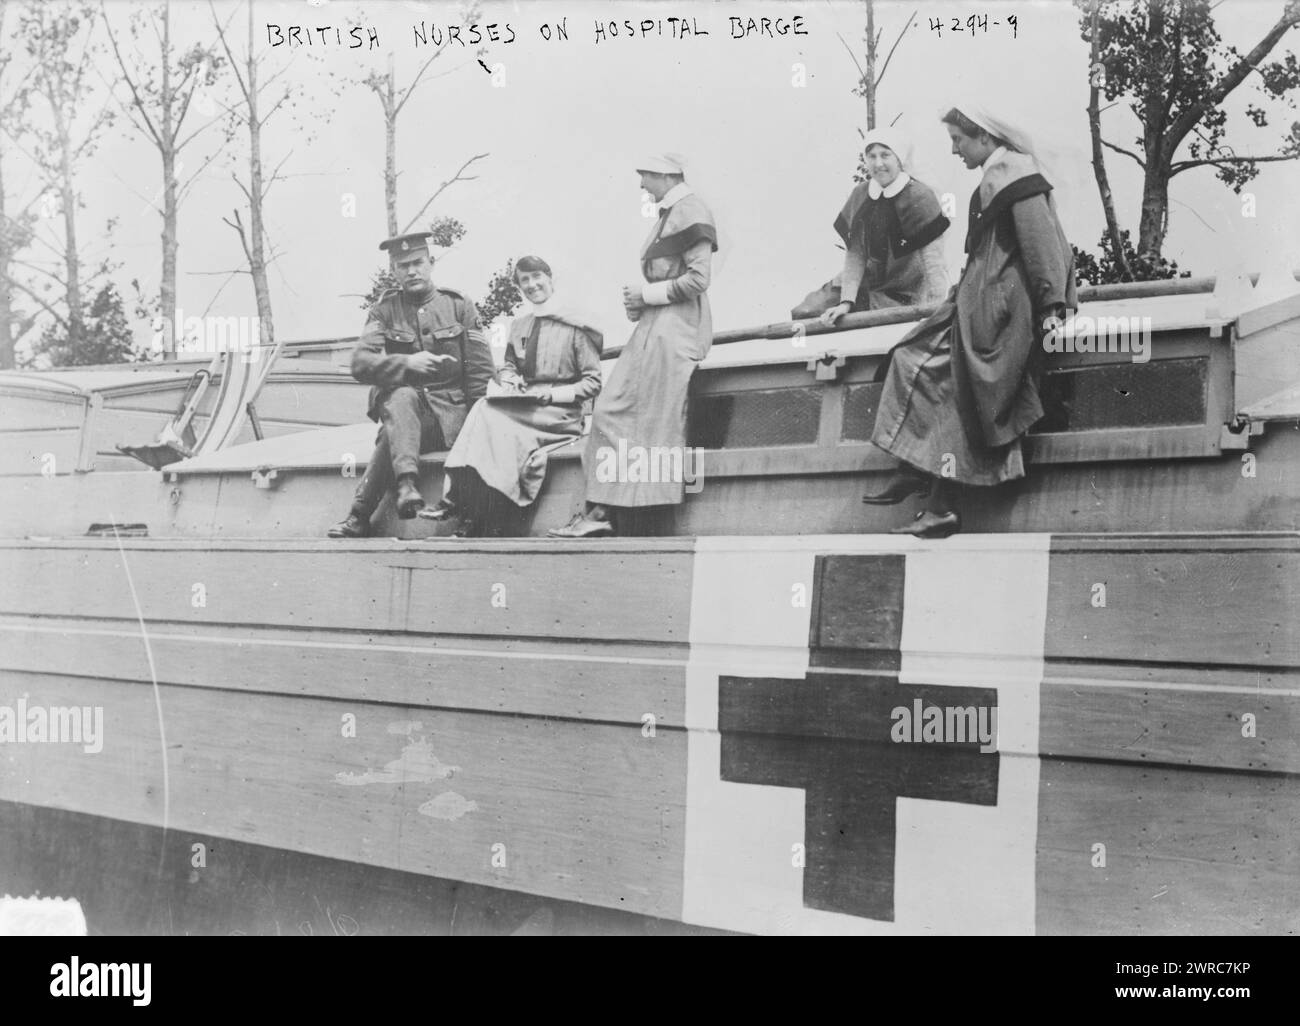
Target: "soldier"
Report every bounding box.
[327,232,496,537]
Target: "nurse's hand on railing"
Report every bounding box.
[818,301,852,328]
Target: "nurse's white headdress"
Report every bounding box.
[635,152,688,176]
[860,126,912,168]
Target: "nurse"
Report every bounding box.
[817,127,950,325]
[549,153,717,538]
[421,256,603,537]
[863,105,1077,538]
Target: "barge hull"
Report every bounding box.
[1,534,1295,934]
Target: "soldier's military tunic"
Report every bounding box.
[348,283,495,507]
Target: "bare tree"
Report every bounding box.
[8,1,115,362]
[1085,0,1134,280]
[0,0,40,368]
[101,0,226,359]
[358,17,486,240]
[838,0,917,132]
[209,0,286,352]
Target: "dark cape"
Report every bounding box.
[833,177,949,260]
[870,151,1076,485]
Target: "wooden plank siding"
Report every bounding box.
[0,798,724,935]
[0,534,1296,933]
[0,671,690,921]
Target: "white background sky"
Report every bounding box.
[11,0,1300,352]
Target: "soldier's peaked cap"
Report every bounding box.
[379,232,434,256]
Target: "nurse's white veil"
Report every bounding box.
[946,98,1084,201]
[667,150,733,284]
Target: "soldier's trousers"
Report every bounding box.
[350,386,467,517]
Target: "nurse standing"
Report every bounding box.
[550,153,717,538]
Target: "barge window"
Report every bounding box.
[688,386,822,449]
[1035,356,1209,433]
[840,383,884,442]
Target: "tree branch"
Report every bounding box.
[1101,138,1147,167]
[176,148,224,204]
[261,149,293,199]
[394,41,451,116]
[208,0,249,105]
[99,1,162,147]
[174,109,225,153]
[1170,152,1299,175]
[259,89,291,125]
[12,309,41,345]
[222,208,252,266]
[10,257,66,287]
[875,11,917,87]
[1164,3,1300,154]
[194,269,243,319]
[0,273,69,329]
[834,30,866,83]
[173,62,206,136]
[400,153,487,234]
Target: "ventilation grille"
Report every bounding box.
[841,383,884,442]
[688,387,822,449]
[1035,356,1209,433]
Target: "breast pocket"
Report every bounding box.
[427,324,464,361]
[383,327,417,355]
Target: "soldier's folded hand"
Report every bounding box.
[407,351,454,376]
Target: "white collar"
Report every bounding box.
[527,293,565,318]
[867,171,911,200]
[981,145,1009,171]
[658,182,694,211]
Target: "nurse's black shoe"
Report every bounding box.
[862,472,929,505]
[888,509,961,538]
[548,513,614,538]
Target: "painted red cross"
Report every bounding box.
[716,554,1000,922]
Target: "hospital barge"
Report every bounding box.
[1,276,1297,934]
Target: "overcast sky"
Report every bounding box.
[11,0,1300,354]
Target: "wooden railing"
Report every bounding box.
[606,271,1300,358]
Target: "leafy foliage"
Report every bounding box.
[1076,0,1300,193]
[30,281,143,367]
[1073,230,1193,285]
[428,215,467,249]
[16,2,114,169]
[476,260,521,327]
[360,267,399,309]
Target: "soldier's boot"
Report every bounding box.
[327,512,369,539]
[327,456,385,538]
[396,474,425,519]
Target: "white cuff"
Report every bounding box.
[641,281,673,306]
[550,384,578,405]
